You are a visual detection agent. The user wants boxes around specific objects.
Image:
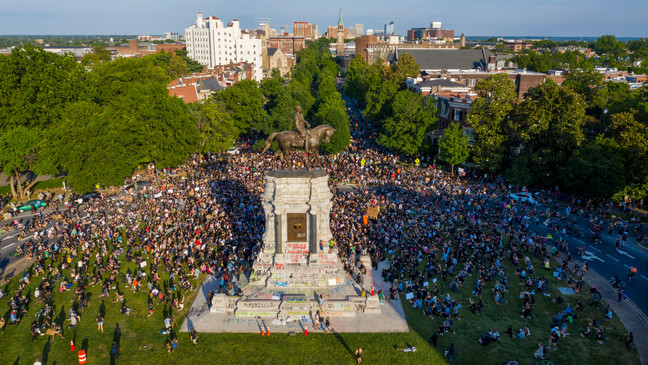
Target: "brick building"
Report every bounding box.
[407,22,455,42]
[503,40,533,51]
[327,26,348,39]
[293,22,318,41]
[268,36,306,55]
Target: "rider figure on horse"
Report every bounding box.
[294,106,311,147]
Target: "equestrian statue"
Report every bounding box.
[260,106,336,167]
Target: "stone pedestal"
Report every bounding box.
[210,294,228,313]
[232,170,379,317]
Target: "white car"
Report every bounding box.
[226,147,240,155]
[508,192,538,205]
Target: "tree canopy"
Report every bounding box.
[377,90,437,155]
[439,121,470,175]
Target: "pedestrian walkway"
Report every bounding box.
[575,258,648,364]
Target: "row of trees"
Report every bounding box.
[514,35,648,76]
[0,39,351,196]
[192,38,351,155]
[467,73,648,202]
[345,54,437,155]
[0,45,200,195]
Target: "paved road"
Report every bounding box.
[532,217,648,315]
[0,210,42,274]
[0,202,88,276]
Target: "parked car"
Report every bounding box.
[76,192,101,204]
[508,192,538,205]
[16,200,48,213]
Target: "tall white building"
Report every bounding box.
[185,13,263,80]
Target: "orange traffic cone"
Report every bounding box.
[70,339,75,351]
[261,327,266,336]
[304,324,308,336]
[267,326,271,336]
[371,286,375,296]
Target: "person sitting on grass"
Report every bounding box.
[121,303,130,316]
[396,346,417,352]
[438,319,453,335]
[469,297,484,315]
[581,326,592,338]
[596,326,606,345]
[623,332,634,349]
[534,342,544,359]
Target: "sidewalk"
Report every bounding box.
[575,258,648,364]
[0,256,33,281]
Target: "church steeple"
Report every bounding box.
[336,6,345,55]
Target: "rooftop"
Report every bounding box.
[397,48,493,70]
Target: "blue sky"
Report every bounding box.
[1,0,646,37]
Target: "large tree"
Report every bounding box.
[47,57,199,192]
[608,111,648,201]
[0,45,84,197]
[80,45,112,67]
[562,67,605,112]
[0,44,86,129]
[312,74,350,154]
[344,56,373,105]
[213,79,267,135]
[190,99,239,154]
[314,99,351,154]
[465,74,518,173]
[516,80,586,186]
[377,90,437,155]
[561,136,625,198]
[390,52,420,86]
[594,35,626,57]
[0,126,55,198]
[439,121,470,175]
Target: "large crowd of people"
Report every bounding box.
[0,96,643,363]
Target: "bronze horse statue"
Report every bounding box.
[260,124,336,167]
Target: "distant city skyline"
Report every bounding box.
[1,0,646,37]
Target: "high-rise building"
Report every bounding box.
[293,22,318,41]
[384,21,395,36]
[184,13,263,80]
[352,24,364,37]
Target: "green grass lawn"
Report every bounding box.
[0,242,640,365]
[401,261,640,365]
